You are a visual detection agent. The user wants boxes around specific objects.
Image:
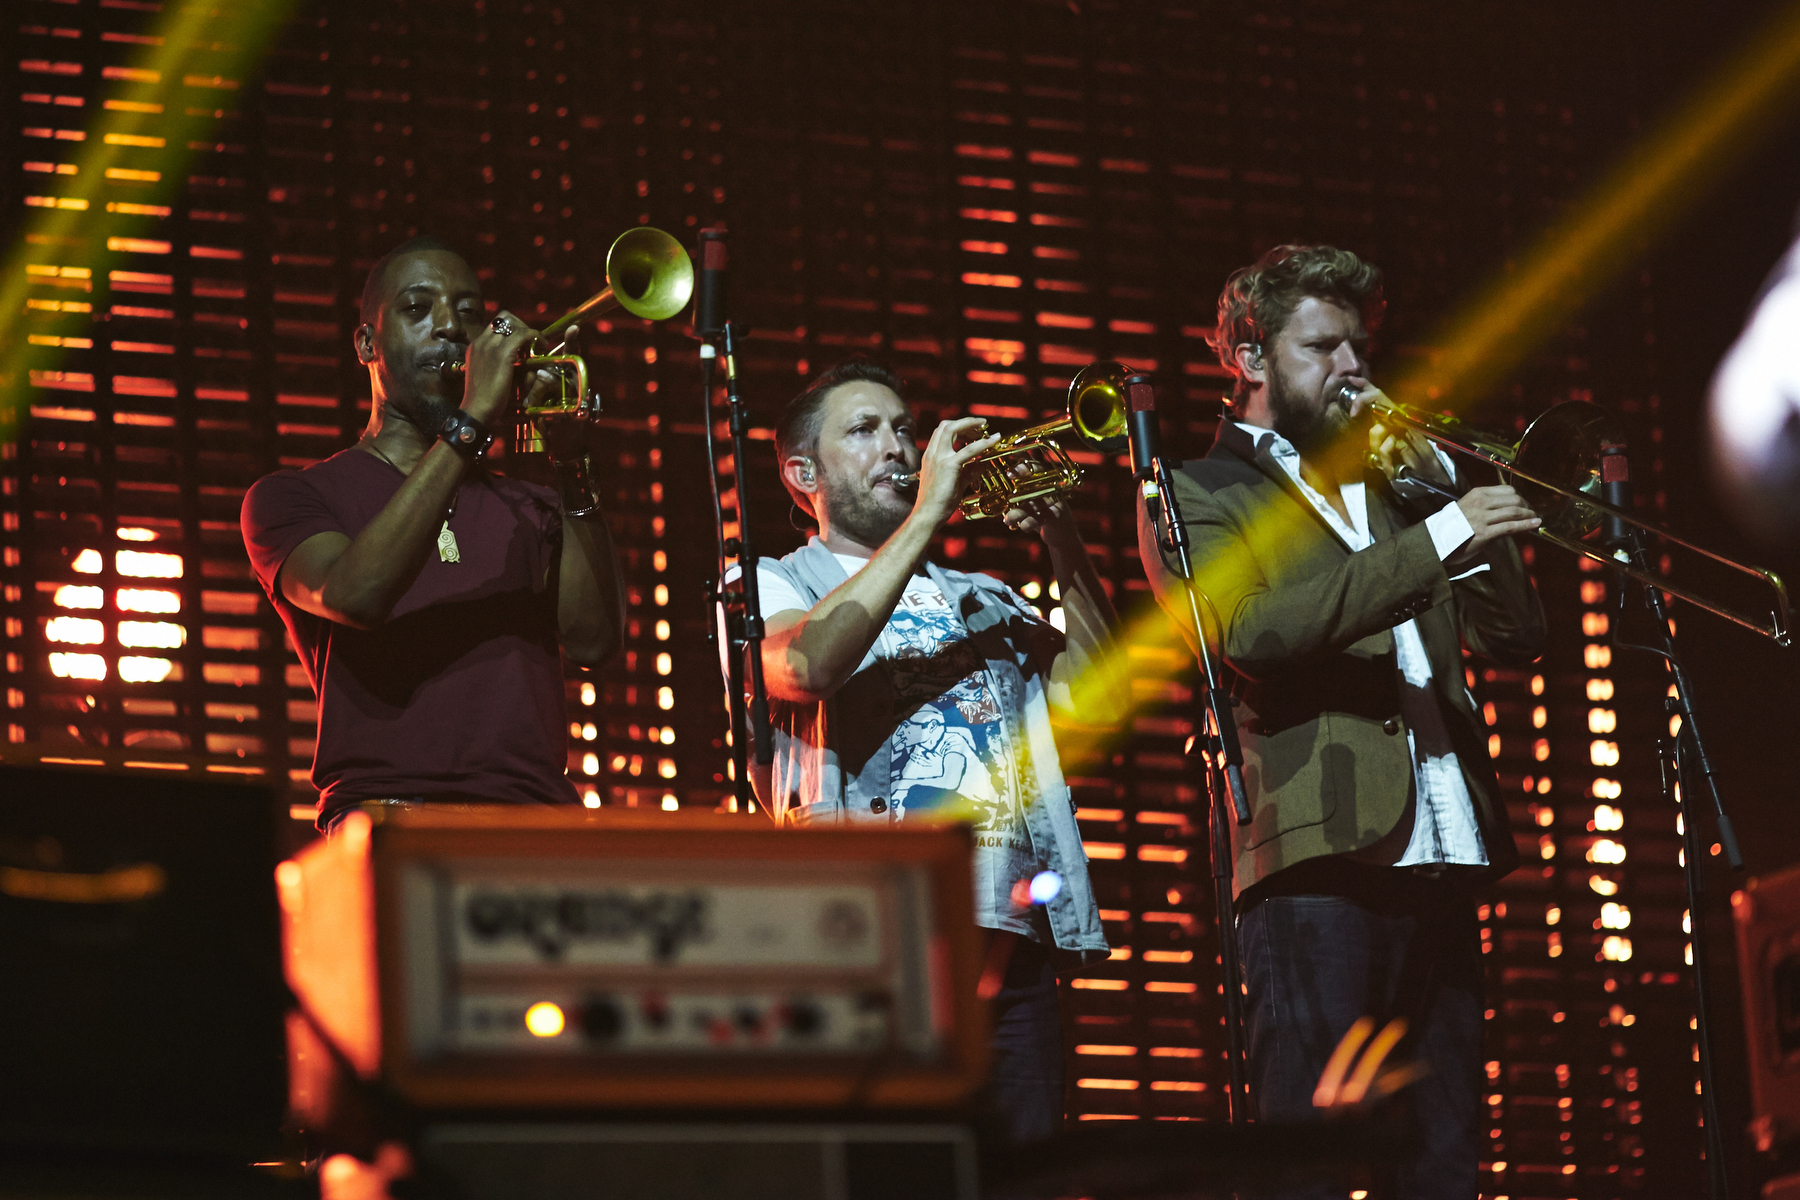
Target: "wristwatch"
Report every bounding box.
[438,411,492,460]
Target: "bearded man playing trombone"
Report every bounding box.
[1138,245,1545,1198]
[242,236,625,832]
[729,357,1122,1143]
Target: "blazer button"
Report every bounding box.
[1383,718,1401,736]
[870,797,888,814]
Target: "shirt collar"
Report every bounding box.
[1230,419,1296,462]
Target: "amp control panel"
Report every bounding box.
[280,806,986,1113]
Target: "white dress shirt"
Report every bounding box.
[1236,421,1489,867]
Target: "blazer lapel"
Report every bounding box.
[1214,419,1357,554]
[1364,469,1402,544]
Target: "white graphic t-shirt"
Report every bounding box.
[749,552,1042,936]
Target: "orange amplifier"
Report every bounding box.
[1735,865,1800,1152]
[277,806,988,1116]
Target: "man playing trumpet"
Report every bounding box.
[729,357,1124,1142]
[1138,245,1545,1198]
[242,236,626,831]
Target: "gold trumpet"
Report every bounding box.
[1357,387,1791,645]
[893,361,1133,520]
[443,226,694,442]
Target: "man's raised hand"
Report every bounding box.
[461,310,538,426]
[1447,485,1541,571]
[911,416,1000,530]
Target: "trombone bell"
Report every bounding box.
[1509,401,1621,542]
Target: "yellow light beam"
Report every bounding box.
[1395,1,1800,411]
[4,2,297,440]
[1061,4,1800,771]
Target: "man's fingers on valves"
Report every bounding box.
[952,432,999,464]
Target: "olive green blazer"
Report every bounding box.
[1138,418,1546,897]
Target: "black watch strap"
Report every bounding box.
[439,411,492,460]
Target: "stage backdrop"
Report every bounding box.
[8,0,1793,1193]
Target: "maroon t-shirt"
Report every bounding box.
[241,446,577,826]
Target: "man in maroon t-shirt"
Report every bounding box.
[242,236,625,829]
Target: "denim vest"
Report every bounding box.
[754,538,1108,964]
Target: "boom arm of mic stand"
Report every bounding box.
[1149,456,1251,825]
[718,323,775,769]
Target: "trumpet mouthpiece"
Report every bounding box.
[887,471,918,492]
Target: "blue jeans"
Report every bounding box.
[1237,866,1484,1200]
[986,935,1066,1145]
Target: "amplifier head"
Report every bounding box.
[279,807,987,1119]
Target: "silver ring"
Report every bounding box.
[490,316,516,336]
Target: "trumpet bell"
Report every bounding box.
[1509,401,1625,541]
[542,227,695,338]
[1068,361,1133,453]
[605,226,696,321]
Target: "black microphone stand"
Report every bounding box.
[1144,455,1255,1125]
[1399,434,1738,1193]
[695,230,773,812]
[1609,531,1740,1200]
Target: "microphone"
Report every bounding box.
[694,225,728,339]
[1126,373,1159,482]
[1599,439,1633,553]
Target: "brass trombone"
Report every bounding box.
[441,226,694,440]
[1361,390,1791,645]
[894,361,1133,520]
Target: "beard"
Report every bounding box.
[387,387,460,436]
[378,351,463,436]
[1267,361,1349,459]
[819,470,911,548]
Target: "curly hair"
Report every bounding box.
[775,357,907,519]
[1207,245,1386,406]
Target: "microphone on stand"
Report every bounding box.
[1126,372,1159,482]
[1128,368,1253,832]
[1124,372,1164,540]
[1599,439,1634,554]
[695,225,728,340]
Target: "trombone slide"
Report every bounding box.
[1366,395,1790,645]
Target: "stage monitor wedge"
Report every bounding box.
[0,763,288,1162]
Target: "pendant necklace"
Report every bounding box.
[363,435,460,564]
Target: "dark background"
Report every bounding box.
[6,0,1800,1193]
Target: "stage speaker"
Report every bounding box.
[0,763,289,1162]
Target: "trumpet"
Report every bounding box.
[1352,385,1791,645]
[892,361,1134,520]
[441,226,694,446]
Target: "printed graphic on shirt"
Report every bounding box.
[877,586,1027,855]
